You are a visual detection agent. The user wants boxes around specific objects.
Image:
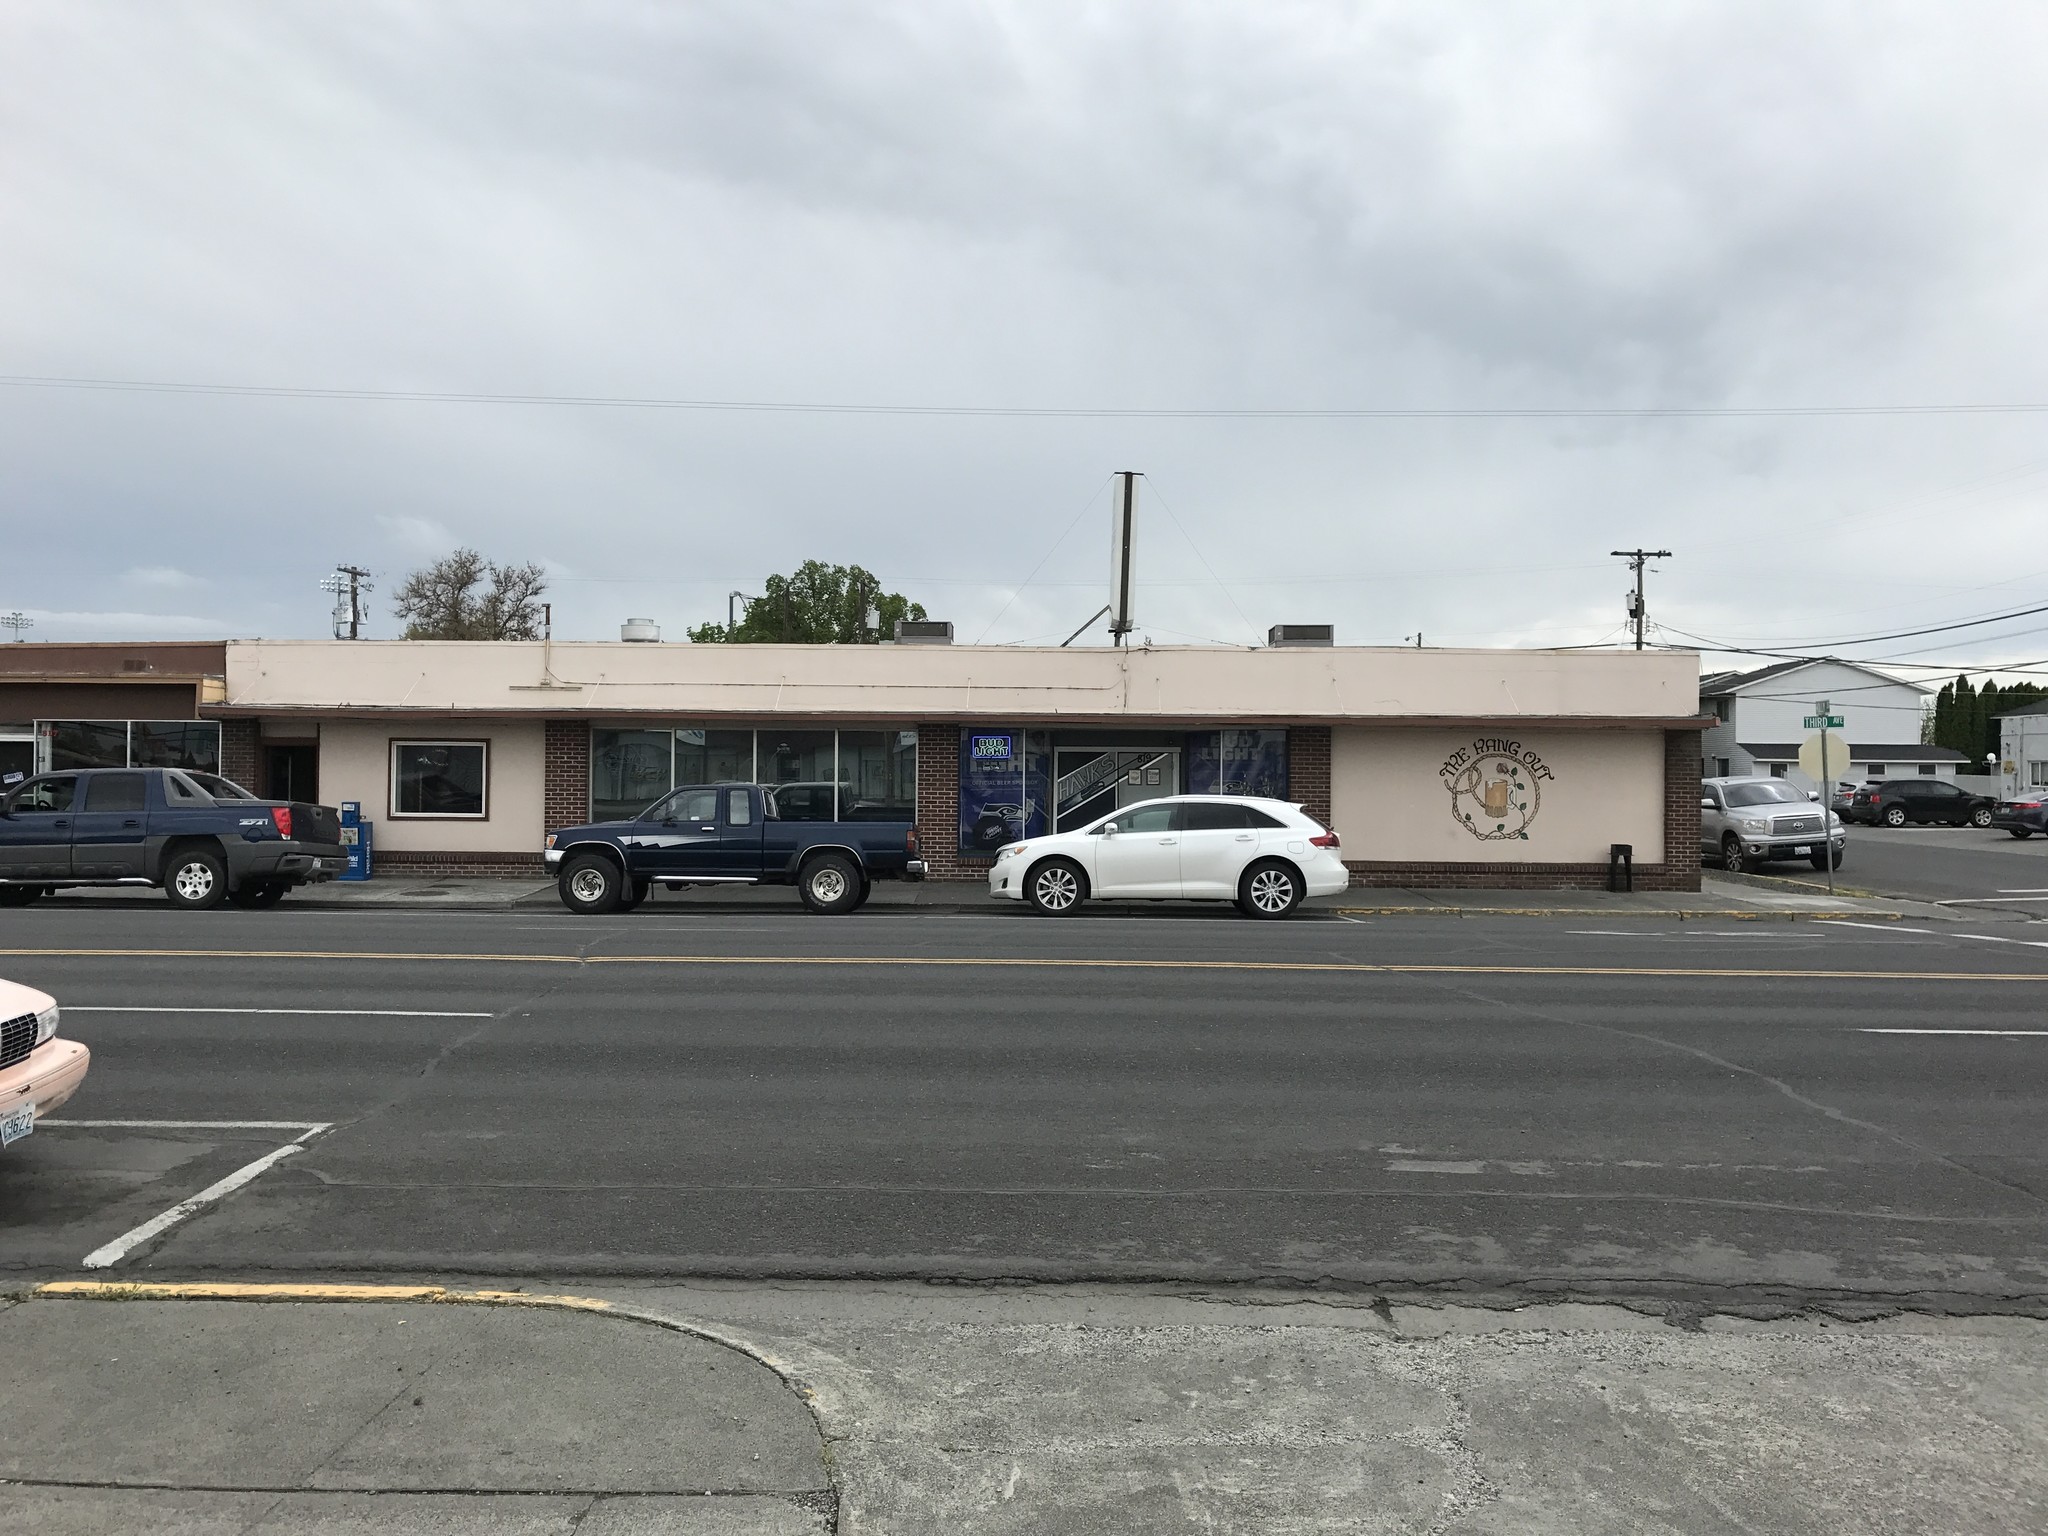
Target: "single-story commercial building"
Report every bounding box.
[0,641,230,788]
[41,637,1712,891]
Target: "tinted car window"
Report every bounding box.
[7,775,76,813]
[84,772,147,812]
[1924,781,1960,797]
[1183,801,1250,831]
[1245,807,1286,828]
[1114,804,1179,834]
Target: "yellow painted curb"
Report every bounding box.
[34,1280,610,1311]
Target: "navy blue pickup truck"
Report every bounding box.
[0,766,346,909]
[545,781,925,914]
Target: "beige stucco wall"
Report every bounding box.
[1330,727,1666,864]
[222,640,1700,726]
[312,717,546,854]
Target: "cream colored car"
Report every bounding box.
[1,975,89,1147]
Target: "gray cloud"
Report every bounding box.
[4,2,2046,673]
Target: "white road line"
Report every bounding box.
[1957,933,2048,949]
[64,1007,494,1017]
[43,1119,328,1131]
[1856,1029,2048,1037]
[79,1123,333,1269]
[1937,896,2048,905]
[1997,888,2048,894]
[1829,921,1935,934]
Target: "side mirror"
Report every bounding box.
[1700,797,1714,810]
[1102,822,1119,837]
[1808,791,1820,801]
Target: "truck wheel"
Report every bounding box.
[616,878,651,912]
[164,846,229,910]
[229,880,289,909]
[1721,834,1750,873]
[853,875,872,911]
[1810,848,1844,871]
[1026,858,1086,915]
[0,885,41,908]
[799,853,862,915]
[558,854,625,914]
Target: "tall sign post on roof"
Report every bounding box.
[1108,472,1140,647]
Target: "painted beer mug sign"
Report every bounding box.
[1439,738,1554,841]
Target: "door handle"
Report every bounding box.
[53,819,69,828]
[1234,833,1254,841]
[123,819,141,828]
[1158,837,1177,845]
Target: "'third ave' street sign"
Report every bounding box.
[1803,714,1844,729]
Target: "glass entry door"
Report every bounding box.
[1052,748,1179,832]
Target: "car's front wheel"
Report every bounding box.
[164,846,229,910]
[799,853,862,915]
[1238,859,1303,919]
[1971,805,1994,828]
[2013,829,2034,840]
[1721,834,1750,873]
[1026,858,1086,915]
[558,853,625,914]
[1810,847,1845,871]
[1883,805,1908,827]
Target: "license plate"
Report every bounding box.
[0,1102,33,1146]
[1790,846,1811,856]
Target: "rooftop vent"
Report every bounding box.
[620,618,661,643]
[894,619,954,644]
[1267,624,1335,648]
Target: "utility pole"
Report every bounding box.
[1611,548,1672,650]
[320,564,374,639]
[0,612,32,642]
[727,590,754,634]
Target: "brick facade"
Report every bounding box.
[376,849,547,877]
[1341,726,1704,892]
[542,718,590,835]
[914,721,994,881]
[220,718,259,793]
[1287,726,1330,827]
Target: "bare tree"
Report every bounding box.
[393,549,549,640]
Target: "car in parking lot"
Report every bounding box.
[988,795,1348,917]
[1,975,88,1147]
[1991,789,2048,839]
[1700,776,1847,872]
[1842,778,1996,829]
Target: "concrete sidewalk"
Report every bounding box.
[40,870,1936,920]
[6,1281,2045,1535]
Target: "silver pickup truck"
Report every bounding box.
[1701,775,1847,873]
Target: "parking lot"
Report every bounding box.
[1738,821,2048,914]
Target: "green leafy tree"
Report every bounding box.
[688,561,925,644]
[392,548,549,641]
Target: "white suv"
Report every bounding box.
[988,795,1350,918]
[1701,775,1847,873]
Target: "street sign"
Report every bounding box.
[1803,714,1844,729]
[1797,731,1848,783]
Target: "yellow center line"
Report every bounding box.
[1,946,2044,982]
[34,1280,610,1310]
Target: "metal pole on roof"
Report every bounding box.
[1612,549,1672,649]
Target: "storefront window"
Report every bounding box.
[591,729,673,822]
[130,721,222,773]
[675,727,754,786]
[838,730,918,820]
[43,720,129,771]
[759,728,837,820]
[391,741,488,817]
[1184,729,1288,800]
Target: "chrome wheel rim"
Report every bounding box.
[1034,867,1078,911]
[810,866,848,904]
[173,863,214,900]
[1885,808,1905,826]
[1249,868,1294,912]
[1973,809,1992,827]
[569,867,610,904]
[1723,838,1744,870]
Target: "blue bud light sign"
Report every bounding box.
[960,732,1026,854]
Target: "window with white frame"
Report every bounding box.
[390,740,488,817]
[2032,761,2048,787]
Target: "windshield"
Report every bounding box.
[1723,781,1808,808]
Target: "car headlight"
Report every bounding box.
[994,844,1022,862]
[1737,816,1768,832]
[34,1005,59,1045]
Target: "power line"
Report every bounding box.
[9,372,2048,419]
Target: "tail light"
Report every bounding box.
[270,806,293,838]
[907,824,921,854]
[1310,831,1341,849]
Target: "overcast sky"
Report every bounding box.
[4,2,2046,680]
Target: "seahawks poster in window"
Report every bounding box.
[959,731,1034,853]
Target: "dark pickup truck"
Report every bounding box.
[545,781,926,914]
[0,766,346,909]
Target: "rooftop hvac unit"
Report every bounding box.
[620,618,661,643]
[1267,624,1335,647]
[894,619,954,644]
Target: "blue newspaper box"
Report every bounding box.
[338,800,374,881]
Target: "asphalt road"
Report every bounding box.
[5,903,2047,1310]
[1745,820,2048,911]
